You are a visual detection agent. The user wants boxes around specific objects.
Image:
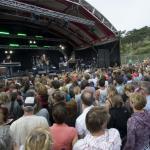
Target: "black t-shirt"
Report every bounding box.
[107,107,131,139]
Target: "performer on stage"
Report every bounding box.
[3,54,12,63]
[40,54,49,73]
[2,54,12,76]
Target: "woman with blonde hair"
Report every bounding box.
[124,93,150,150]
[24,128,52,150]
[105,85,118,109]
[0,92,10,106]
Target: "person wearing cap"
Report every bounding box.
[10,97,49,148]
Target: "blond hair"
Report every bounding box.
[25,128,52,150]
[111,95,124,108]
[0,92,10,105]
[108,85,118,97]
[35,83,47,95]
[124,84,134,93]
[130,93,146,110]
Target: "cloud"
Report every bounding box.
[86,0,150,31]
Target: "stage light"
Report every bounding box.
[5,51,8,54]
[35,35,43,39]
[59,45,62,48]
[33,41,36,44]
[9,44,19,47]
[9,50,13,54]
[61,46,65,50]
[17,33,27,36]
[0,31,10,35]
[29,40,33,44]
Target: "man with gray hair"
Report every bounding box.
[10,97,49,147]
[75,91,94,138]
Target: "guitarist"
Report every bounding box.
[40,54,49,73]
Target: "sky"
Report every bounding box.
[86,0,150,31]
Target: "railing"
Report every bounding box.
[121,53,150,64]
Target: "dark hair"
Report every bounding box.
[116,76,123,85]
[52,104,66,124]
[0,106,9,123]
[52,91,65,105]
[80,80,89,90]
[10,92,17,102]
[86,107,110,133]
[26,89,36,97]
[51,80,60,89]
[99,79,105,87]
[89,81,94,87]
[81,91,93,106]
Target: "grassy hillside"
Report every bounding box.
[120,26,150,55]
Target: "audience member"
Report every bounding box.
[107,95,131,139]
[124,93,150,150]
[23,128,52,150]
[10,97,49,147]
[73,107,121,150]
[0,106,13,150]
[75,91,94,138]
[50,104,78,150]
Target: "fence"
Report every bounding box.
[121,53,150,64]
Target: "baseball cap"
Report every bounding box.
[24,97,36,108]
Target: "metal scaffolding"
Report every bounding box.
[0,0,95,26]
[70,0,117,33]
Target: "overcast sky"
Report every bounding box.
[87,0,150,31]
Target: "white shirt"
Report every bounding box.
[10,115,49,146]
[73,128,121,150]
[89,78,97,87]
[75,105,93,137]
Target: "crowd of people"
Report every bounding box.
[0,59,150,150]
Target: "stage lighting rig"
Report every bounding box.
[0,0,95,26]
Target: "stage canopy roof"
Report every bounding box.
[0,0,118,50]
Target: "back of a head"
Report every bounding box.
[52,104,66,124]
[111,95,124,108]
[108,85,118,97]
[140,81,150,95]
[36,84,48,96]
[130,93,147,110]
[51,80,60,89]
[80,80,89,90]
[81,91,93,106]
[26,89,36,97]
[86,107,110,134]
[52,91,65,105]
[25,128,52,150]
[99,79,105,87]
[124,84,134,93]
[84,73,90,80]
[116,76,123,85]
[23,97,36,113]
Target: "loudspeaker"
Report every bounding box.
[97,49,110,68]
